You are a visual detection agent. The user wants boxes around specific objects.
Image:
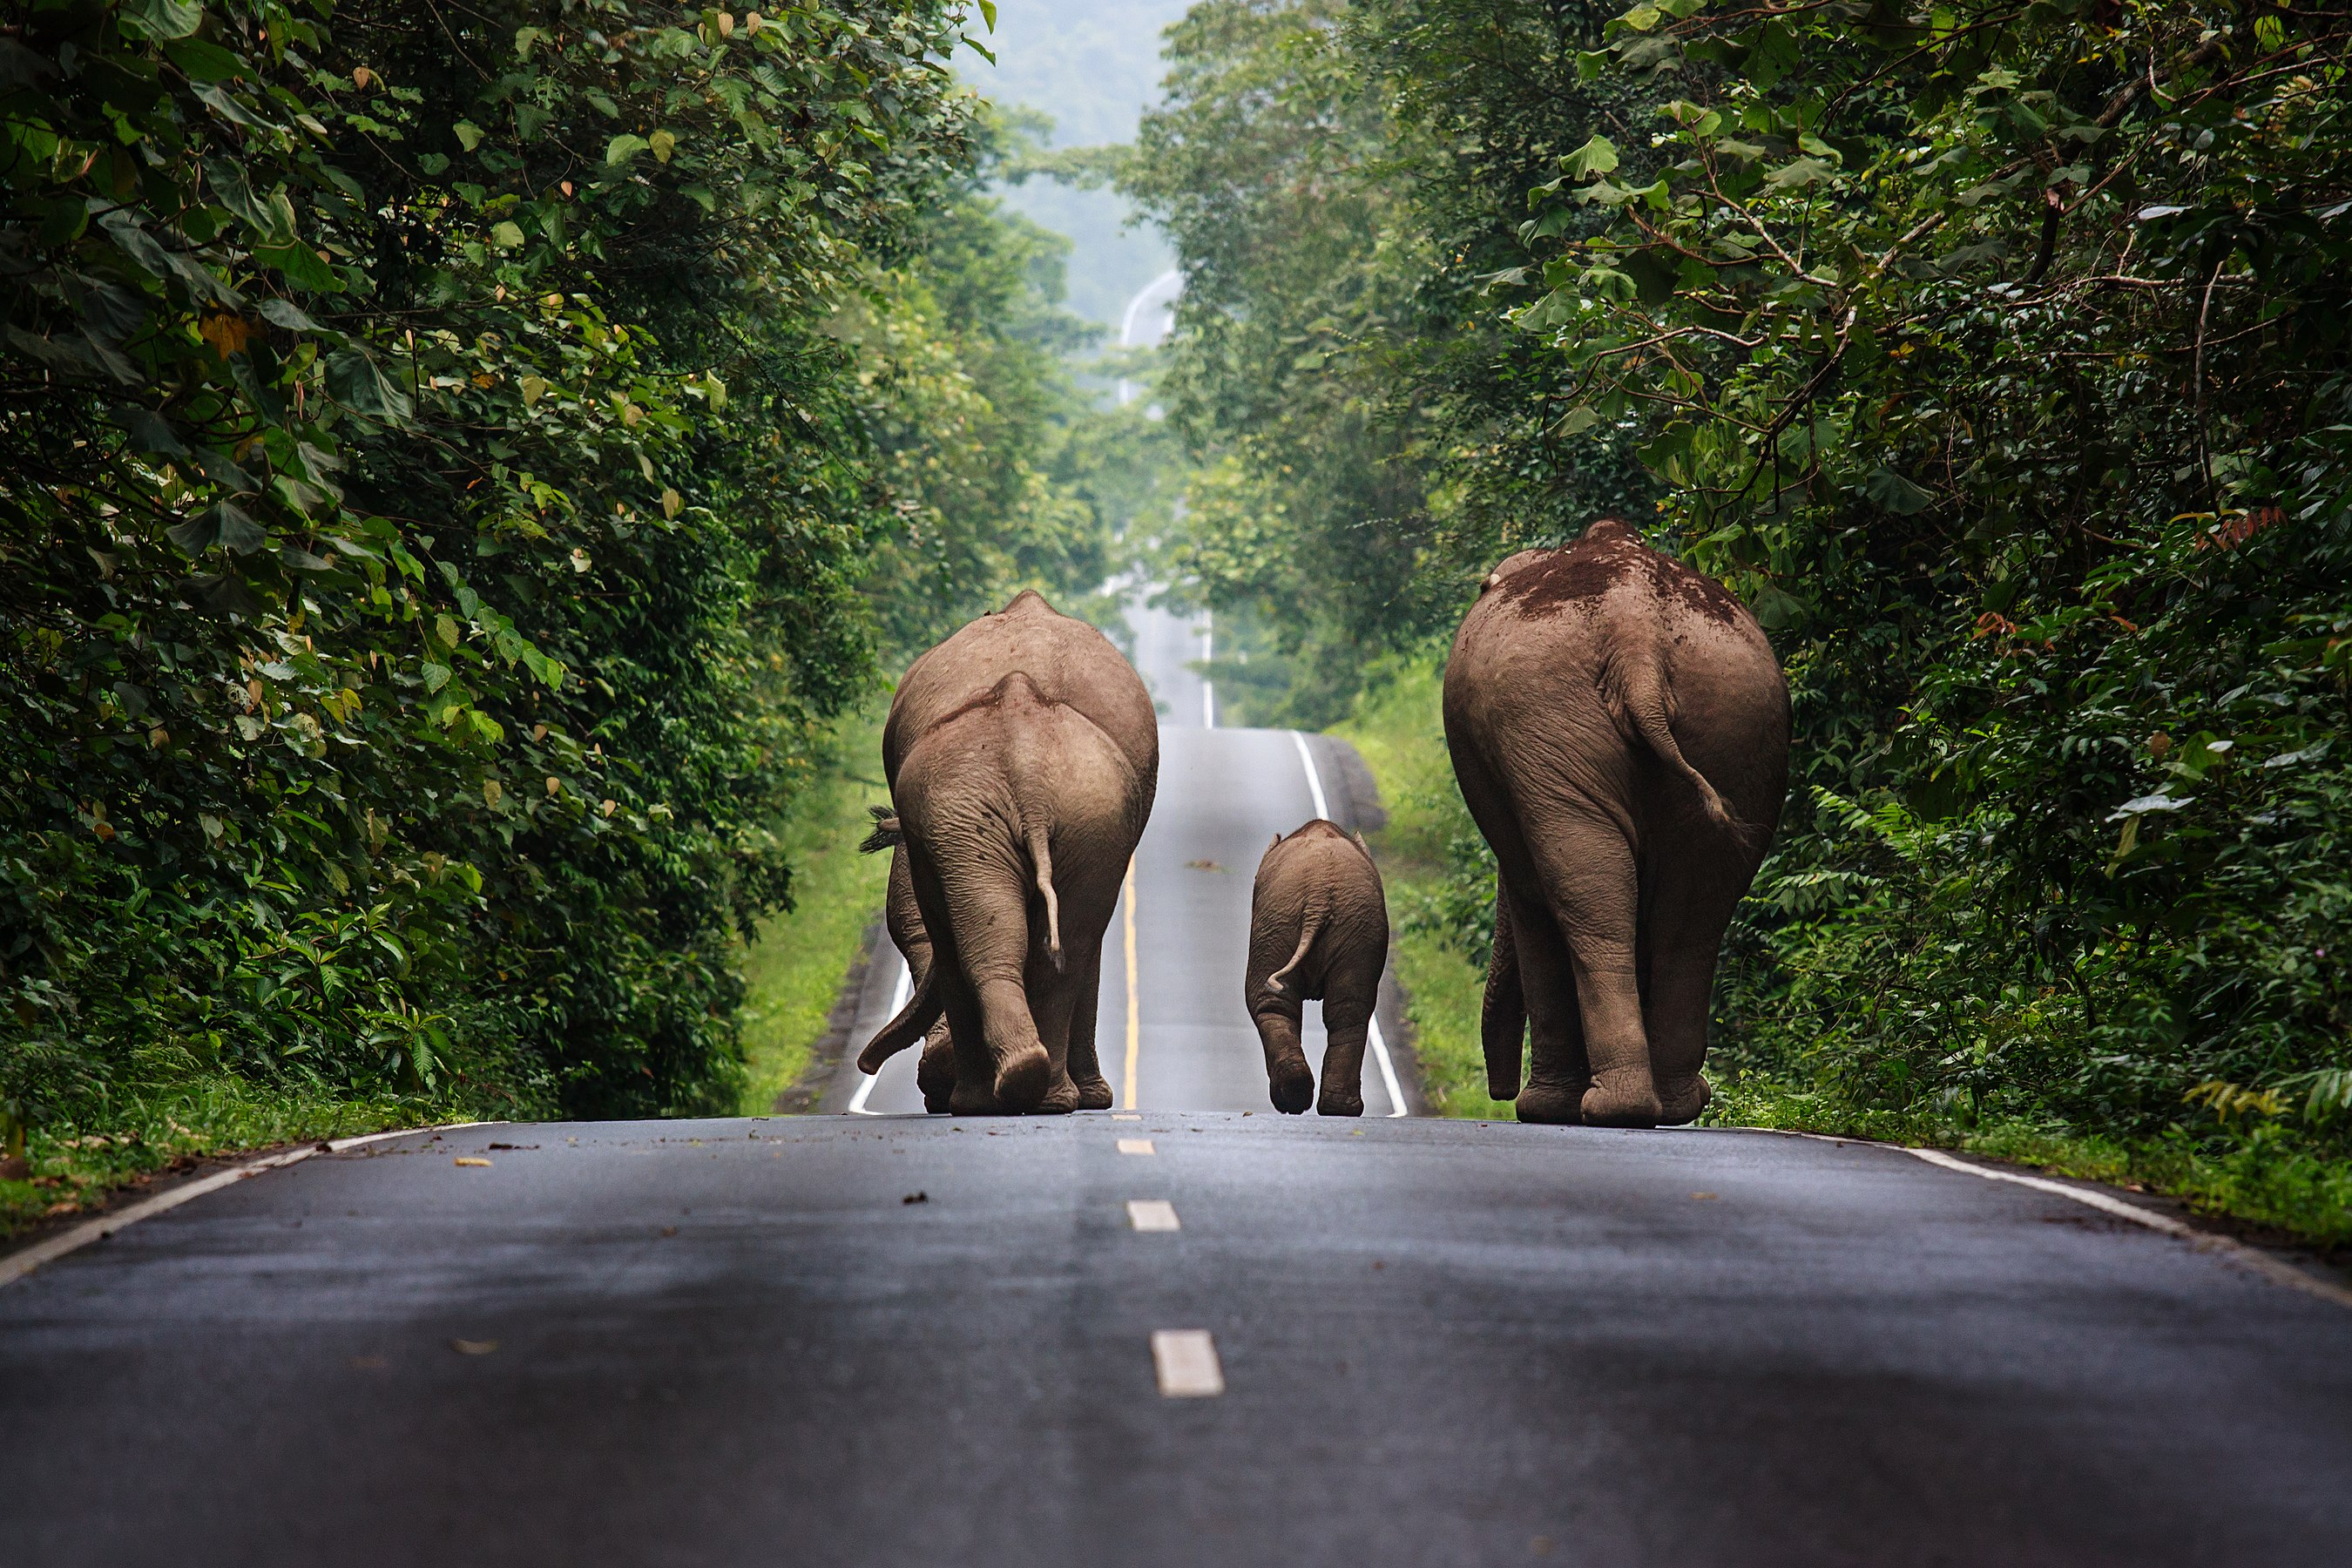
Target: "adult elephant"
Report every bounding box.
[859,591,1156,1113]
[1443,518,1789,1127]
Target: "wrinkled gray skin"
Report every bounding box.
[1245,821,1390,1117]
[860,591,1156,1113]
[1443,518,1790,1127]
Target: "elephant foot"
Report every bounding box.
[1034,1078,1082,1115]
[1267,1056,1315,1115]
[1656,1071,1711,1126]
[992,1044,1051,1113]
[1515,1078,1587,1125]
[916,1037,956,1114]
[1581,1075,1662,1128]
[1316,1088,1363,1118]
[1071,1072,1114,1112]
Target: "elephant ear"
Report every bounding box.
[858,805,902,855]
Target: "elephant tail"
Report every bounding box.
[1621,660,1740,833]
[857,960,944,1074]
[1024,819,1065,973]
[858,805,901,855]
[1267,895,1328,997]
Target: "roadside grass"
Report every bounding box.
[1330,659,2352,1249]
[0,1079,432,1238]
[1331,658,1511,1120]
[736,708,893,1114]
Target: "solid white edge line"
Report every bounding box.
[1294,730,1407,1117]
[1290,730,1331,821]
[1369,1016,1409,1119]
[848,956,912,1117]
[1766,1127,2352,1311]
[0,1119,503,1291]
[1201,621,1215,729]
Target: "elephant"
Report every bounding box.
[857,591,1156,1113]
[1245,820,1391,1117]
[861,822,956,1113]
[1443,517,1790,1128]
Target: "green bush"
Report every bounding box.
[0,0,1064,1200]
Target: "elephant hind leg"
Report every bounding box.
[1254,1002,1315,1114]
[1063,943,1113,1111]
[1315,991,1374,1119]
[1525,810,1658,1128]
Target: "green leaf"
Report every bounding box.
[1764,156,1833,190]
[1864,468,1936,515]
[454,121,485,152]
[978,0,997,29]
[1564,135,1619,179]
[120,0,205,40]
[490,221,525,250]
[520,375,549,406]
[1619,3,1664,32]
[254,241,341,294]
[324,350,414,423]
[605,133,650,166]
[650,129,677,164]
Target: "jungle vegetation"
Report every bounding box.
[1126,0,2352,1237]
[0,0,1163,1219]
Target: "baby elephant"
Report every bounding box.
[1246,821,1390,1116]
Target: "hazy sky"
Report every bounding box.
[964,0,1193,325]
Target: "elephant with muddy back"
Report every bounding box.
[857,591,1157,1114]
[1444,518,1790,1127]
[1245,820,1389,1117]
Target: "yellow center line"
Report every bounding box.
[1121,855,1140,1111]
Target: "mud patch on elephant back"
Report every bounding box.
[1639,549,1742,627]
[1495,536,1643,617]
[1494,520,1740,628]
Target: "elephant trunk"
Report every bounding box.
[858,959,945,1074]
[1481,886,1524,1100]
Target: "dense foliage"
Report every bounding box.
[1122,0,1657,724]
[0,0,1126,1174]
[1134,0,2352,1212]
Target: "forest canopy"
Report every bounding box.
[0,0,1152,1183]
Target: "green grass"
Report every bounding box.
[0,1078,439,1238]
[736,708,894,1114]
[1331,658,1511,1120]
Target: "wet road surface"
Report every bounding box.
[4,1114,2349,1565]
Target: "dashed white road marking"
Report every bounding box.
[1112,1114,1141,1122]
[1117,1139,1156,1156]
[1127,1200,1181,1232]
[847,956,911,1116]
[1293,732,1409,1119]
[0,1123,501,1291]
[1152,1329,1225,1396]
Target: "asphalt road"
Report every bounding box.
[7,604,2352,1565]
[5,1116,2349,1565]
